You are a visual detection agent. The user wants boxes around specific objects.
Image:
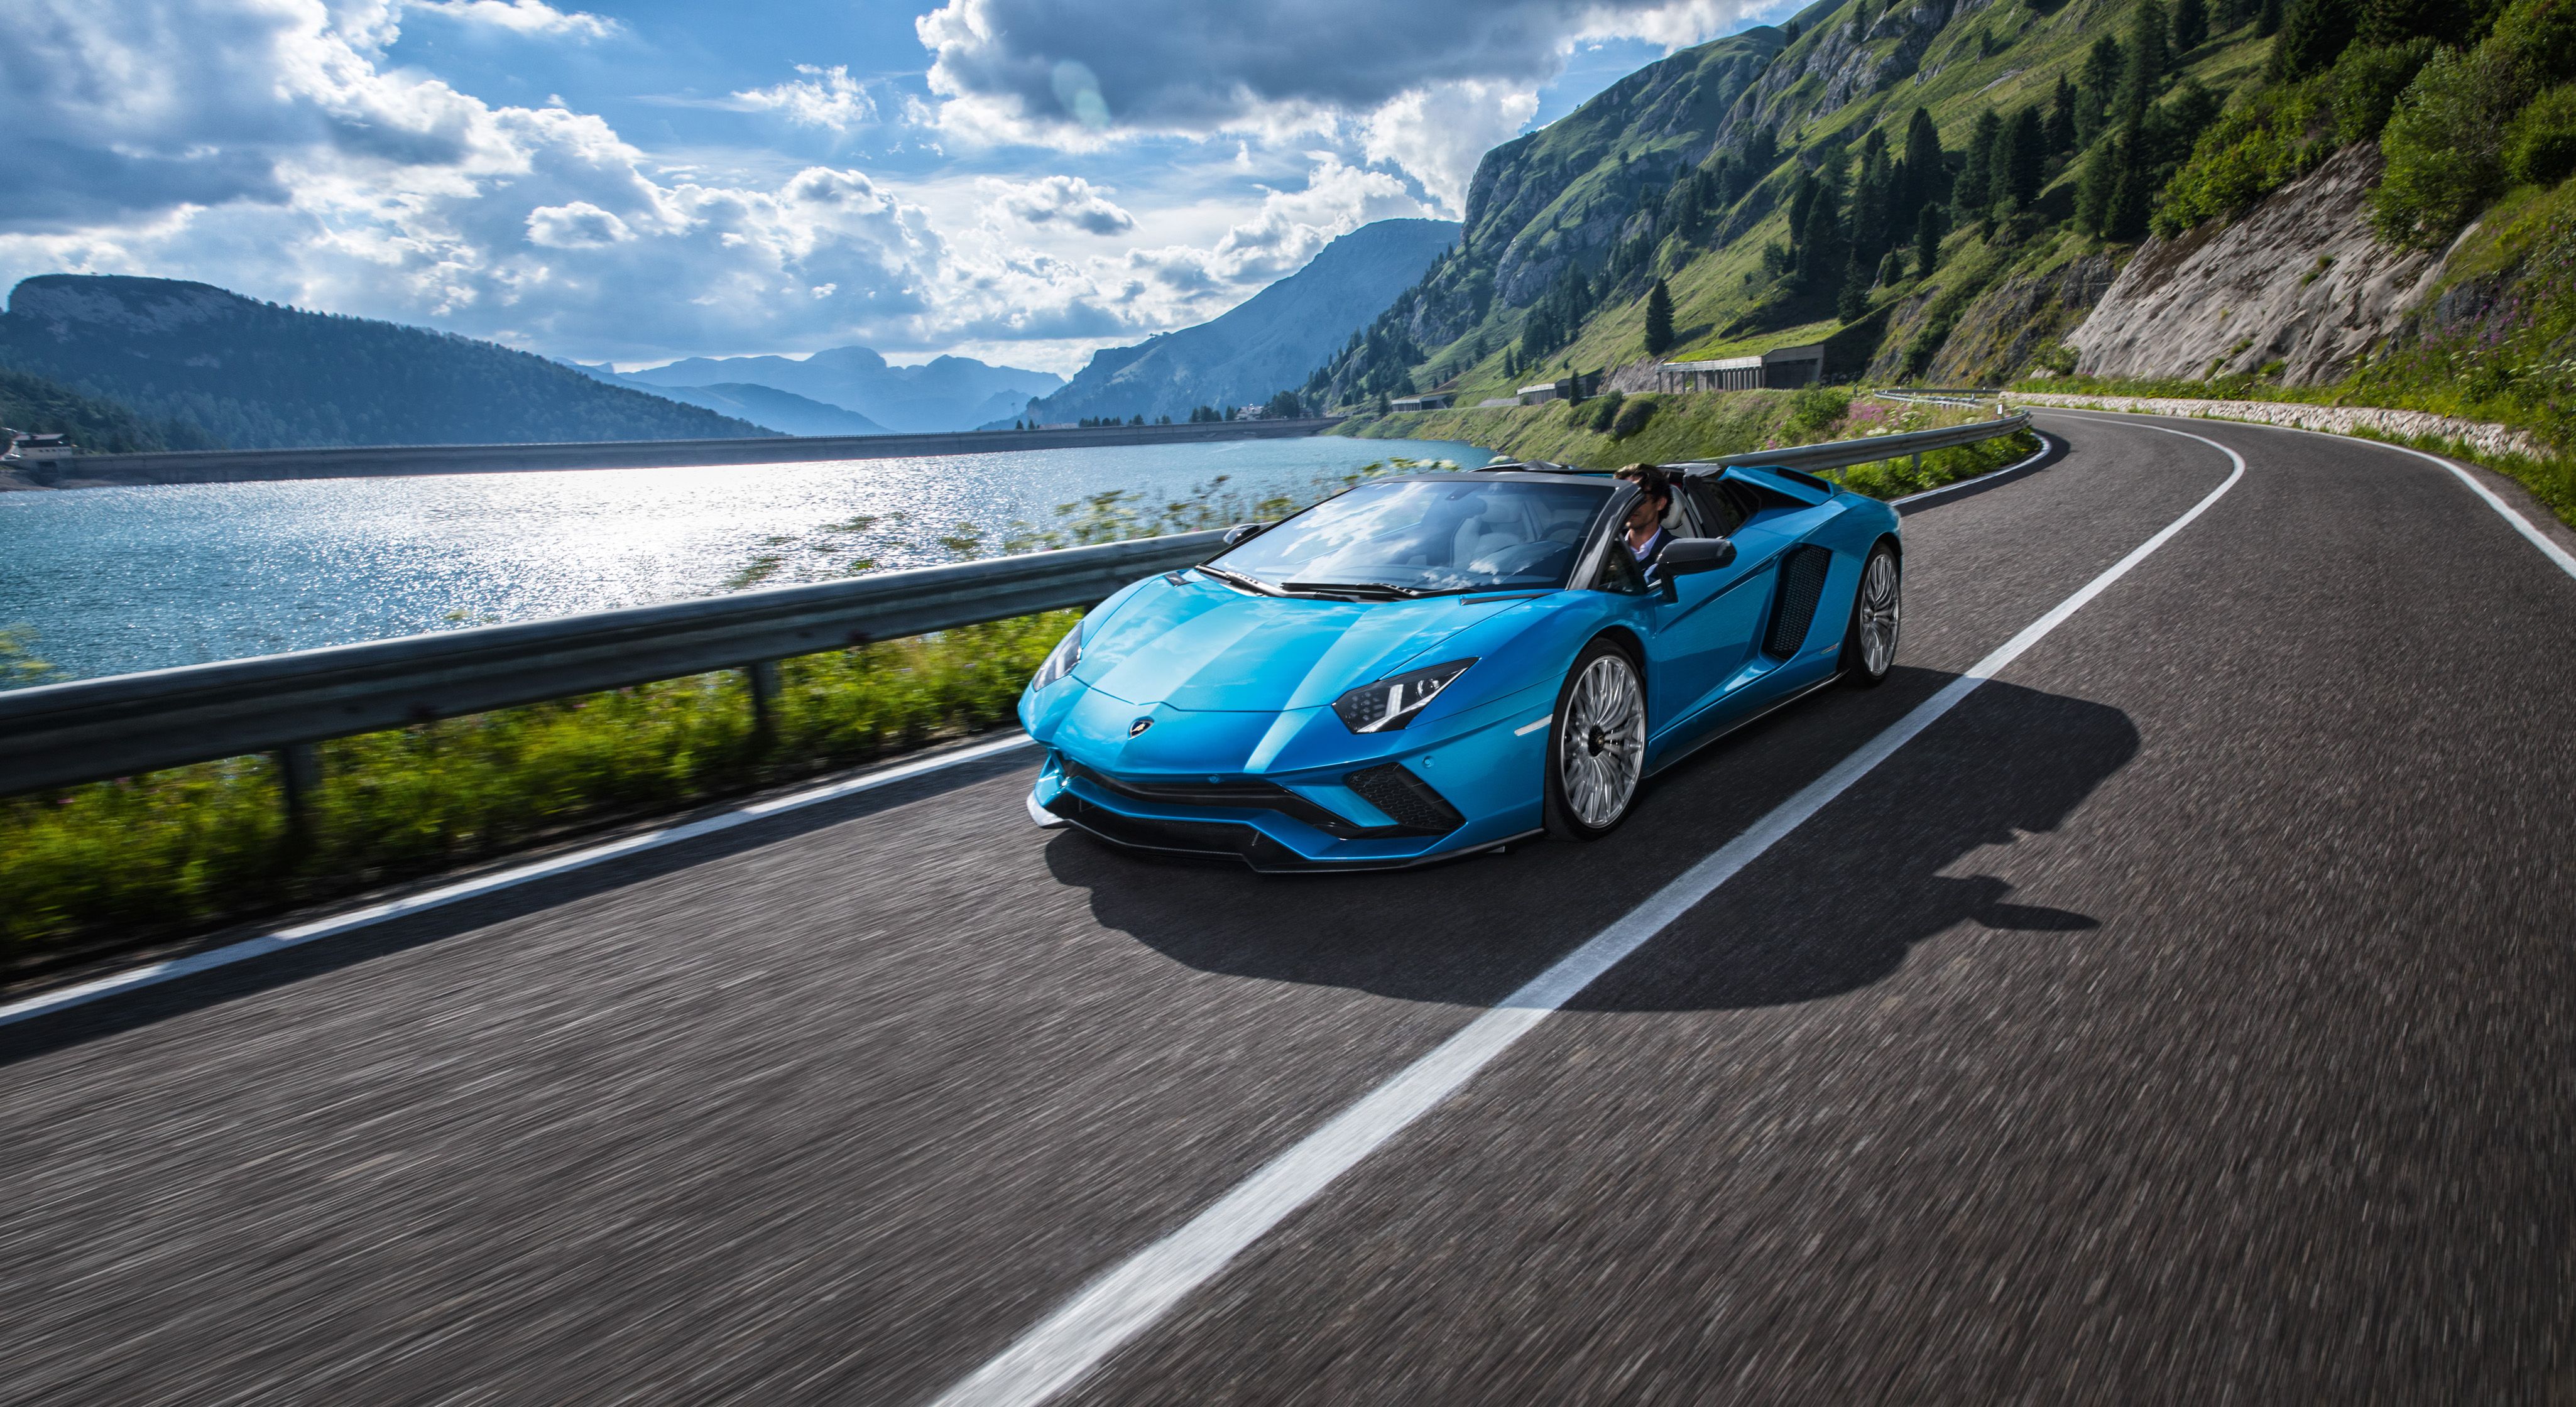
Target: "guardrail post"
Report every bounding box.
[1912,450,1923,479]
[276,742,320,833]
[746,660,782,742]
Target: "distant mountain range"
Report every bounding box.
[564,371,892,437]
[598,345,1062,434]
[0,276,773,449]
[1011,219,1460,426]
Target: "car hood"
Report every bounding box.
[1076,572,1537,712]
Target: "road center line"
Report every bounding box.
[931,427,2250,1407]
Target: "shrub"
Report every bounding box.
[2330,40,2437,143]
[2508,82,2576,184]
[2151,83,2332,235]
[2490,0,2576,80]
[2373,47,2520,247]
[1787,385,1853,436]
[1587,390,1627,432]
[1610,397,1657,439]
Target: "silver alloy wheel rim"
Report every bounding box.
[1559,653,1645,829]
[1859,551,1901,677]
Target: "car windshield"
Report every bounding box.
[1211,478,1612,595]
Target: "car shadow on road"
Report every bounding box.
[1050,675,2136,1013]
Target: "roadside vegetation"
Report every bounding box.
[0,461,1427,970]
[1344,385,2037,497]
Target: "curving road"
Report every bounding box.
[4,410,2573,1403]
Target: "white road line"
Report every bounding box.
[2033,406,2576,582]
[0,733,1038,1030]
[931,428,2250,1407]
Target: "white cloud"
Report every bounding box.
[913,0,1777,209]
[728,64,876,133]
[978,175,1135,235]
[407,0,619,40]
[1362,80,1541,215]
[525,200,633,247]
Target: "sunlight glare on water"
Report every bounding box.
[0,437,1490,682]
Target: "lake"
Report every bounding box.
[0,435,1492,683]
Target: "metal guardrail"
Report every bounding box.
[0,411,2033,803]
[1879,388,2006,410]
[0,531,1221,800]
[1684,411,2029,474]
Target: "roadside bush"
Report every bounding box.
[1787,384,1853,436]
[2152,83,2333,235]
[1610,396,1657,439]
[2373,47,2520,247]
[2507,83,2576,185]
[2330,40,2437,143]
[1586,390,1626,432]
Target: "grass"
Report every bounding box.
[0,459,1439,966]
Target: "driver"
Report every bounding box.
[1615,463,1675,579]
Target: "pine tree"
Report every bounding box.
[2173,0,2209,52]
[1914,203,1945,275]
[2078,35,2123,144]
[1787,165,1820,252]
[1644,278,1675,355]
[2121,0,2170,115]
[1900,107,1946,224]
[2004,106,2048,207]
[2047,77,2080,155]
[1955,110,2003,217]
[2271,0,2354,77]
[2106,129,2154,238]
[1838,247,1870,320]
[1799,179,1847,293]
[2256,0,2282,38]
[2075,135,2117,232]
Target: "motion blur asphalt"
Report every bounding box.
[3,411,2570,1403]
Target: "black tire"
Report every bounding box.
[1543,638,1647,842]
[1839,541,1901,687]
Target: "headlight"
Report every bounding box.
[1331,658,1476,733]
[1030,621,1083,691]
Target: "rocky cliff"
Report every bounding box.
[2067,148,2449,384]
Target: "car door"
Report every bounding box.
[1635,489,1767,744]
[1696,470,1845,710]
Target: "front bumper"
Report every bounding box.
[1020,677,1551,872]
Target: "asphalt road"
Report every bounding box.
[5,410,2572,1403]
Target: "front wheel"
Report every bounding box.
[1544,639,1647,841]
[1839,542,1901,687]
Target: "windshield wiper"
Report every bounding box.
[1196,563,1287,596]
[1285,580,1435,599]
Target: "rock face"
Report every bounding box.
[2068,147,2446,384]
[1868,252,2117,383]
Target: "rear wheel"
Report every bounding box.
[1544,639,1646,841]
[1840,542,1901,687]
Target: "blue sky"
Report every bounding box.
[0,0,1786,372]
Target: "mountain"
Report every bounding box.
[1300,0,2508,409]
[618,345,1062,433]
[565,369,892,436]
[1017,219,1461,425]
[0,276,775,449]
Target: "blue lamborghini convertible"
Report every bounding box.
[1018,459,1902,870]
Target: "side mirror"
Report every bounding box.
[1657,536,1737,575]
[1223,521,1268,546]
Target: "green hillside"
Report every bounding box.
[0,366,216,455]
[1301,0,2524,410]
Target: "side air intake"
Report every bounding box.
[1763,545,1833,658]
[1342,763,1465,835]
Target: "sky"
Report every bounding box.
[0,0,1790,373]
